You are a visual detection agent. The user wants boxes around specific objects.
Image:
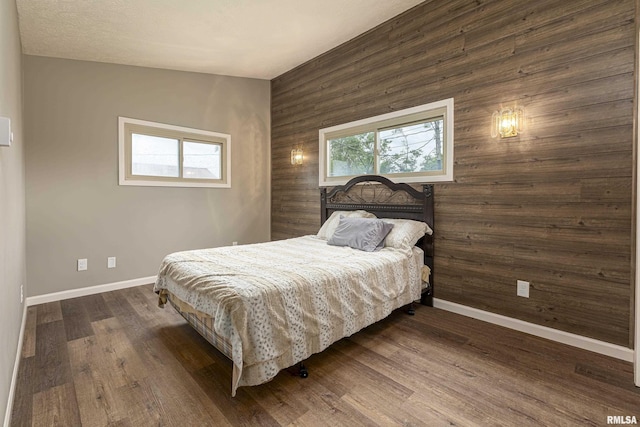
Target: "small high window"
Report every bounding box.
[319,98,454,186]
[119,117,230,188]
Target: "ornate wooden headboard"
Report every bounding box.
[320,175,434,306]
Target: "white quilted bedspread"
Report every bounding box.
[154,235,423,395]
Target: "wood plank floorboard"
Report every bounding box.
[10,284,639,426]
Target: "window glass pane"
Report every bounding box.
[327,132,375,177]
[378,118,444,174]
[183,141,221,179]
[131,133,179,177]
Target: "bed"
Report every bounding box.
[154,175,434,396]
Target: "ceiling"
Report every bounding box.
[15,0,424,80]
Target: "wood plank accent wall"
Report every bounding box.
[270,0,636,347]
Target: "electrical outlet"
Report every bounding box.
[77,258,88,271]
[232,241,238,246]
[517,280,530,298]
[107,257,116,269]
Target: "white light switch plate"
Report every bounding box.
[0,117,11,147]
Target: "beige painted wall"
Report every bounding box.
[24,56,270,297]
[0,0,26,423]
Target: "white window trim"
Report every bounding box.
[118,117,231,188]
[318,98,454,186]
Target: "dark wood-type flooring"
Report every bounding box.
[10,284,640,426]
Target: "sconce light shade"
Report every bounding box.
[491,106,525,138]
[291,147,304,165]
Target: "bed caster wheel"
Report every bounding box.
[407,303,416,315]
[299,364,308,378]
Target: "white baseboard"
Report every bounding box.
[434,299,634,362]
[4,303,27,427]
[25,275,156,307]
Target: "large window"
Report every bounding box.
[118,117,231,188]
[319,98,453,186]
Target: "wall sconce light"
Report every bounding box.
[291,147,304,165]
[491,106,525,138]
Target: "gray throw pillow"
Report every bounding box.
[327,217,394,252]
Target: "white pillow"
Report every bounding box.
[317,210,376,240]
[383,218,433,252]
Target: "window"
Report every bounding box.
[119,117,230,188]
[319,98,453,186]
